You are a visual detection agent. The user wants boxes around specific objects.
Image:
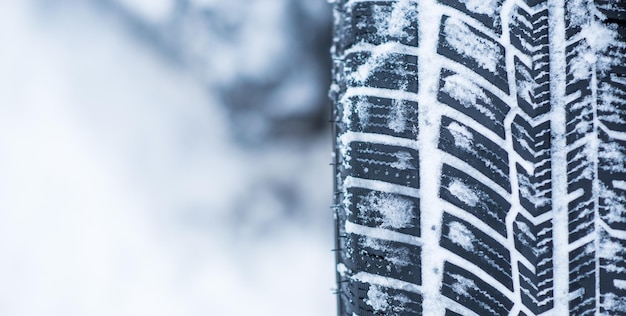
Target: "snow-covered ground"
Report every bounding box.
[0,1,334,315]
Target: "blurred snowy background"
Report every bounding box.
[0,0,334,315]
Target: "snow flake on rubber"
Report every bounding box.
[357,191,415,230]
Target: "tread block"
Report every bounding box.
[510,5,535,56]
[535,121,551,153]
[565,39,593,91]
[519,257,555,314]
[438,15,509,94]
[438,68,510,138]
[565,98,594,144]
[598,130,626,231]
[514,214,554,313]
[347,187,421,237]
[568,198,595,243]
[596,23,626,133]
[595,0,626,21]
[517,163,552,216]
[599,231,626,315]
[516,164,537,215]
[338,278,367,316]
[440,164,511,237]
[442,262,514,316]
[345,52,418,92]
[340,280,423,316]
[345,96,419,139]
[348,141,420,187]
[519,263,539,313]
[566,145,595,189]
[345,235,422,284]
[515,57,536,116]
[569,242,597,315]
[514,214,537,263]
[566,142,596,243]
[598,77,626,132]
[512,115,535,162]
[352,1,419,46]
[439,116,511,191]
[565,1,587,38]
[437,0,504,34]
[440,212,513,290]
[535,222,554,268]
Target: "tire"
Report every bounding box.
[330,0,626,315]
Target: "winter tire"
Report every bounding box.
[330,0,626,315]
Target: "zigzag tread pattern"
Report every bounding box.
[563,1,626,315]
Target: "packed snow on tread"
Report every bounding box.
[447,179,480,207]
[388,100,412,133]
[357,191,415,229]
[443,17,501,73]
[447,121,475,150]
[447,221,475,251]
[375,0,417,39]
[459,0,499,15]
[365,285,390,311]
[442,74,496,120]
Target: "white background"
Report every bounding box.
[0,1,335,315]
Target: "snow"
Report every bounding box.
[515,221,535,241]
[414,0,447,314]
[337,263,349,277]
[0,2,333,316]
[580,21,617,53]
[355,97,371,127]
[447,121,475,150]
[515,63,534,105]
[449,273,476,296]
[447,221,475,251]
[569,45,594,81]
[390,151,417,170]
[443,17,501,73]
[600,141,626,173]
[362,237,412,266]
[388,100,410,133]
[385,0,418,39]
[350,271,421,293]
[345,221,422,247]
[601,183,626,225]
[603,293,626,313]
[459,0,499,16]
[447,179,480,207]
[366,285,390,312]
[344,176,420,198]
[442,74,495,121]
[599,238,623,259]
[358,191,415,229]
[339,131,419,152]
[614,180,626,191]
[547,0,571,312]
[349,46,398,84]
[614,279,626,290]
